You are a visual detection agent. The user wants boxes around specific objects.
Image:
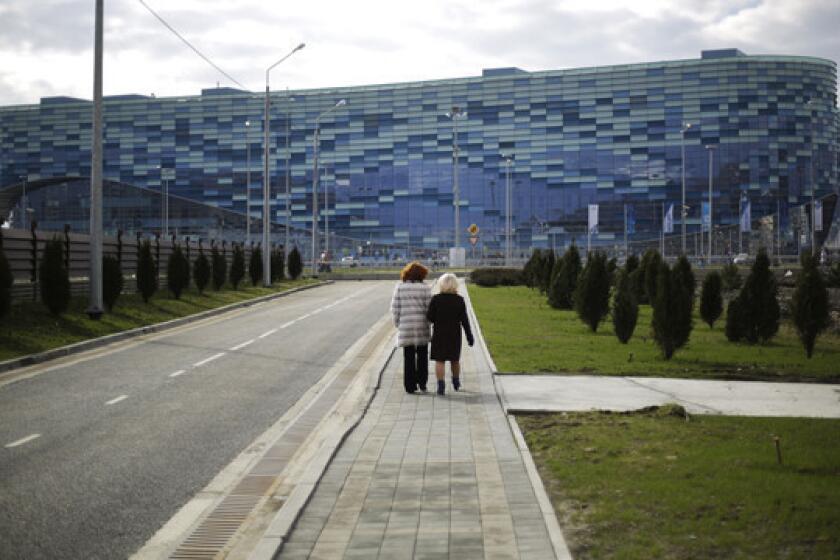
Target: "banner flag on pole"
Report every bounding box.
[701,202,710,232]
[626,204,635,235]
[588,204,599,234]
[739,198,751,232]
[664,203,674,233]
[815,199,823,232]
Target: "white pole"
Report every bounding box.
[285,94,292,271]
[311,124,319,277]
[87,0,104,319]
[707,145,714,265]
[623,204,627,258]
[681,123,690,256]
[324,164,329,259]
[245,120,250,246]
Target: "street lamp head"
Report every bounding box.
[336,99,346,107]
[245,120,251,127]
[295,43,306,52]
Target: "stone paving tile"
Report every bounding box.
[277,303,557,559]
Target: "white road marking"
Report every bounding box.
[230,339,255,351]
[280,320,297,329]
[194,352,226,367]
[169,369,186,378]
[5,434,41,448]
[106,395,128,406]
[258,328,278,339]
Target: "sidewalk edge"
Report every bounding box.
[463,283,573,560]
[0,280,331,376]
[249,332,397,560]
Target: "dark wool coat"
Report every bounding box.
[427,293,474,361]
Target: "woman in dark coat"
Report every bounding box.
[426,273,474,395]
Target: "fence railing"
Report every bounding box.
[1,225,279,304]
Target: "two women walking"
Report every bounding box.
[390,263,473,396]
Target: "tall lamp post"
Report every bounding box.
[705,144,716,265]
[446,106,467,254]
[87,0,104,319]
[284,91,295,269]
[501,154,513,266]
[680,122,692,255]
[311,99,347,276]
[264,43,305,286]
[245,120,251,245]
[807,99,817,256]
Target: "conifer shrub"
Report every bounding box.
[739,248,780,344]
[102,254,124,311]
[642,249,663,305]
[167,244,190,299]
[470,268,524,286]
[607,257,618,286]
[540,250,556,293]
[40,237,71,315]
[671,255,695,349]
[549,244,581,309]
[611,268,638,343]
[699,271,723,329]
[0,235,12,319]
[651,262,678,359]
[721,262,742,291]
[573,251,611,332]
[211,245,226,290]
[827,262,840,288]
[287,247,303,280]
[136,239,158,302]
[271,248,285,282]
[523,250,542,288]
[193,248,210,294]
[230,244,245,289]
[625,254,639,275]
[249,246,263,286]
[791,252,830,358]
[725,296,746,342]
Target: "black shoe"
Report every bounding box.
[437,380,445,395]
[452,376,461,391]
[419,385,427,392]
[405,388,416,394]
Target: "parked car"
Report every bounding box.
[732,253,751,265]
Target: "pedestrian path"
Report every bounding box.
[497,374,840,418]
[276,320,565,559]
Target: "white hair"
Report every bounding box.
[437,273,459,294]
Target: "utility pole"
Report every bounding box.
[86,0,104,320]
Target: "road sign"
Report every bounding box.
[468,224,479,235]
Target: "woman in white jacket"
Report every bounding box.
[390,261,432,393]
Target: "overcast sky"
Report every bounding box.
[1,0,838,106]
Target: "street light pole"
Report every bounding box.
[501,154,513,266]
[311,99,346,277]
[245,120,251,245]
[680,122,691,256]
[807,99,817,256]
[284,91,294,271]
[264,43,305,286]
[447,106,467,254]
[706,144,715,265]
[87,0,104,320]
[324,164,329,258]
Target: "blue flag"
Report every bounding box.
[626,204,636,235]
[701,202,710,232]
[815,199,823,232]
[740,199,751,232]
[664,203,674,234]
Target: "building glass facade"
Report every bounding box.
[1,49,838,254]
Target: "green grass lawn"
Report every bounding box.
[0,279,316,362]
[519,409,840,560]
[468,285,840,382]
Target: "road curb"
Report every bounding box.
[0,280,331,376]
[250,331,397,560]
[463,284,573,560]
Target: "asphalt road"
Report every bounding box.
[0,281,393,560]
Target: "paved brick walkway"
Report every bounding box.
[277,333,558,559]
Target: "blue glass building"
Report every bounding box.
[1,49,837,254]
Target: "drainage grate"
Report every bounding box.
[168,320,390,559]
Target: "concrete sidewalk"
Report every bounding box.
[497,375,840,418]
[275,314,568,558]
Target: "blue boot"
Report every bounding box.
[452,376,461,391]
[437,380,445,395]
